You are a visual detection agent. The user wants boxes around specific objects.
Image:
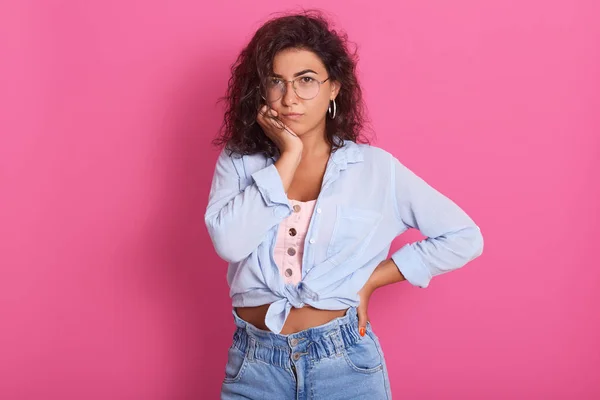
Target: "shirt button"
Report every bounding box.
[316,208,322,214]
[309,238,315,244]
[290,338,299,346]
[289,228,297,236]
[293,205,301,213]
[284,268,293,277]
[287,248,296,256]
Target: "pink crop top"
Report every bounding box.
[273,199,317,285]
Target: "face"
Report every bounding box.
[264,48,340,136]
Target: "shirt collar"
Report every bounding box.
[268,137,364,168]
[331,138,364,170]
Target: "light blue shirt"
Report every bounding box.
[205,140,484,334]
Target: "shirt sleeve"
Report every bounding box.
[205,148,292,263]
[389,156,484,288]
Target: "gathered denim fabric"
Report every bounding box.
[205,139,484,334]
[221,307,392,400]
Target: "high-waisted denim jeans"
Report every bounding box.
[221,306,392,399]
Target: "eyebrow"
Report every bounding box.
[271,69,319,78]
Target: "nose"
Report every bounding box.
[281,81,299,106]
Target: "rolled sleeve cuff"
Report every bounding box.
[252,164,291,212]
[391,244,433,288]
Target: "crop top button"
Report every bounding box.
[289,228,297,236]
[287,248,296,256]
[293,205,301,213]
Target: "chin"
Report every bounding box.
[291,127,309,136]
[287,121,317,136]
[282,121,304,133]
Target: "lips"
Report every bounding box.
[282,113,304,120]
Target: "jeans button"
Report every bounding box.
[290,338,299,346]
[292,352,301,361]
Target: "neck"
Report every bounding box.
[299,125,330,158]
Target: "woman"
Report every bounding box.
[205,10,484,400]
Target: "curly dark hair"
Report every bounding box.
[213,9,371,157]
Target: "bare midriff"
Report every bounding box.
[236,304,349,334]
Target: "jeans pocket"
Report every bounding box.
[223,346,249,384]
[342,328,384,374]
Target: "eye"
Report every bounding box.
[300,76,315,83]
[268,78,282,86]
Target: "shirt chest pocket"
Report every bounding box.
[326,205,382,264]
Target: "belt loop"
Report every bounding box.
[331,328,345,356]
[246,336,256,361]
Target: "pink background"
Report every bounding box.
[1,0,599,399]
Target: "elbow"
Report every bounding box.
[214,241,248,264]
[441,225,484,265]
[210,230,250,263]
[205,215,249,263]
[474,226,484,258]
[466,225,484,261]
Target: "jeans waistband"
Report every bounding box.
[230,306,363,369]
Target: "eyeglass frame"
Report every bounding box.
[258,75,331,102]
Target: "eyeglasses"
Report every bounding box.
[261,76,330,103]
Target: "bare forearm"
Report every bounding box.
[367,259,406,290]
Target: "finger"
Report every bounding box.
[257,106,266,122]
[258,106,276,123]
[265,115,287,132]
[276,121,298,137]
[259,105,274,118]
[258,115,285,140]
[258,105,269,117]
[270,117,285,130]
[357,310,368,337]
[257,107,275,129]
[284,126,299,137]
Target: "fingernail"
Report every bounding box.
[359,327,365,337]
